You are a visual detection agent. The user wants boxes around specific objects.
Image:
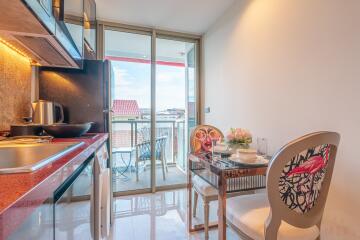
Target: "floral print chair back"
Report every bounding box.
[265,131,340,238]
[189,124,224,240]
[190,125,224,154]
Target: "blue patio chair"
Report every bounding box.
[135,136,168,181]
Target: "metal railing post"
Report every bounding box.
[172,121,176,164]
[182,121,186,170]
[130,122,134,147]
[135,122,138,146]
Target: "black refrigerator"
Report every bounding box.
[39,60,114,239]
[39,60,111,133]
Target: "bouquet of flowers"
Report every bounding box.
[226,128,252,147]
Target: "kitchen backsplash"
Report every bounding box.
[0,42,32,130]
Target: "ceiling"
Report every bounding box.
[95,0,236,35]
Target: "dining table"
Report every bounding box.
[187,152,269,240]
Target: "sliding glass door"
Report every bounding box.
[155,37,196,188]
[104,27,199,194]
[105,30,152,193]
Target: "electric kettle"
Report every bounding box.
[31,100,64,125]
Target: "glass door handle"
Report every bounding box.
[103,109,114,113]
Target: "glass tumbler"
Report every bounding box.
[257,137,268,157]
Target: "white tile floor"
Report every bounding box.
[109,189,240,240]
[112,165,186,192]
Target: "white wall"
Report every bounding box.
[202,0,360,239]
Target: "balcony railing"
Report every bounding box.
[111,119,187,171]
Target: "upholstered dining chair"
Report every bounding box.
[226,131,340,240]
[190,124,224,240]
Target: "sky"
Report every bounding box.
[111,61,195,111]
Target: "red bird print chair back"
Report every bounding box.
[279,144,331,213]
[265,132,340,234]
[190,125,224,154]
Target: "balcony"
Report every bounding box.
[111,119,187,193]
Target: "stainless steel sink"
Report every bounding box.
[0,142,84,174]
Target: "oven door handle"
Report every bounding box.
[101,168,111,238]
[90,174,95,239]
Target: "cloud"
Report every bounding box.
[113,66,133,87]
[111,61,187,110]
[156,66,185,83]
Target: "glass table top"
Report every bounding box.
[189,152,269,192]
[189,152,270,171]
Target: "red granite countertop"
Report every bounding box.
[0,133,108,239]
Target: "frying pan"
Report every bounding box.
[10,124,43,137]
[43,122,92,138]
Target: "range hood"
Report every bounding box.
[0,0,82,68]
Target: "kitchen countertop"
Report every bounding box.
[0,133,108,239]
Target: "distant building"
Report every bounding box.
[156,108,185,120]
[140,108,185,120]
[140,108,151,120]
[112,100,141,121]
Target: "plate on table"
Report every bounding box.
[212,145,232,156]
[228,155,269,166]
[213,149,232,156]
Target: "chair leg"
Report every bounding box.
[264,211,280,240]
[135,147,139,181]
[193,191,198,217]
[161,158,166,180]
[163,153,169,172]
[316,220,322,240]
[204,200,210,240]
[136,160,139,182]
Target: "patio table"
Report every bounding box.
[188,152,269,240]
[112,147,135,180]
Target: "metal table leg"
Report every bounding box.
[218,173,227,240]
[187,166,193,233]
[113,151,132,181]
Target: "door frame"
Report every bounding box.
[98,21,201,195]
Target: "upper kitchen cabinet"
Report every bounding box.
[0,0,83,68]
[24,0,56,33]
[84,0,97,59]
[62,0,84,60]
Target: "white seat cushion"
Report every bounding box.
[193,175,218,197]
[226,193,319,240]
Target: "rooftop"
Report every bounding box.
[112,100,141,117]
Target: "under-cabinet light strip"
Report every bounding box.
[0,37,32,63]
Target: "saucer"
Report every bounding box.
[228,155,269,165]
